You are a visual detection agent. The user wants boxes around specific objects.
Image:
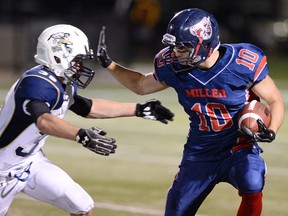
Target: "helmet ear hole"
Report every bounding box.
[54,56,61,63]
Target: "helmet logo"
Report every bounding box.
[189,16,212,40]
[48,32,73,53]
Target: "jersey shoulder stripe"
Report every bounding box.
[254,56,267,81]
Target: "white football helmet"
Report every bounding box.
[34,24,95,88]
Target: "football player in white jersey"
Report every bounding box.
[0,24,174,216]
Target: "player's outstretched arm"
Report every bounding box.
[136,99,174,124]
[96,26,168,95]
[36,113,117,156]
[87,99,174,124]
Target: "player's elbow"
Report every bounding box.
[133,89,148,96]
[35,113,52,134]
[121,84,148,95]
[129,83,157,95]
[131,86,165,96]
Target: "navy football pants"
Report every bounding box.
[164,148,266,216]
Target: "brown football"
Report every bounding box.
[237,100,271,132]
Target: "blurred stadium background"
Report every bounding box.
[1,0,288,74]
[1,0,288,215]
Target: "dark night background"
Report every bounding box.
[0,0,287,74]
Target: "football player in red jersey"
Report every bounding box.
[97,8,284,216]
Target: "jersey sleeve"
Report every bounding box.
[15,74,63,110]
[229,43,269,85]
[153,47,176,85]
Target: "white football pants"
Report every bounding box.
[0,150,94,215]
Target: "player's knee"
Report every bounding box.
[238,162,265,193]
[64,183,94,214]
[241,171,265,193]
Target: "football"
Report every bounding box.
[237,100,271,132]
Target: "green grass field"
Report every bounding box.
[4,60,288,216]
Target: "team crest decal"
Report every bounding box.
[48,32,73,53]
[189,16,212,40]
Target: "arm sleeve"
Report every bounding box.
[69,95,92,117]
[26,100,51,122]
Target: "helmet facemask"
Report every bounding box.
[64,53,95,89]
[162,34,203,73]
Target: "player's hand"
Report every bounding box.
[240,119,276,142]
[97,26,112,68]
[136,99,174,124]
[76,127,117,156]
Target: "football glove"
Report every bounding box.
[76,127,117,156]
[136,99,174,124]
[97,26,112,68]
[240,119,276,143]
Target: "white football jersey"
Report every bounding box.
[0,66,73,170]
[0,66,94,215]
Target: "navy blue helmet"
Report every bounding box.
[162,8,220,73]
